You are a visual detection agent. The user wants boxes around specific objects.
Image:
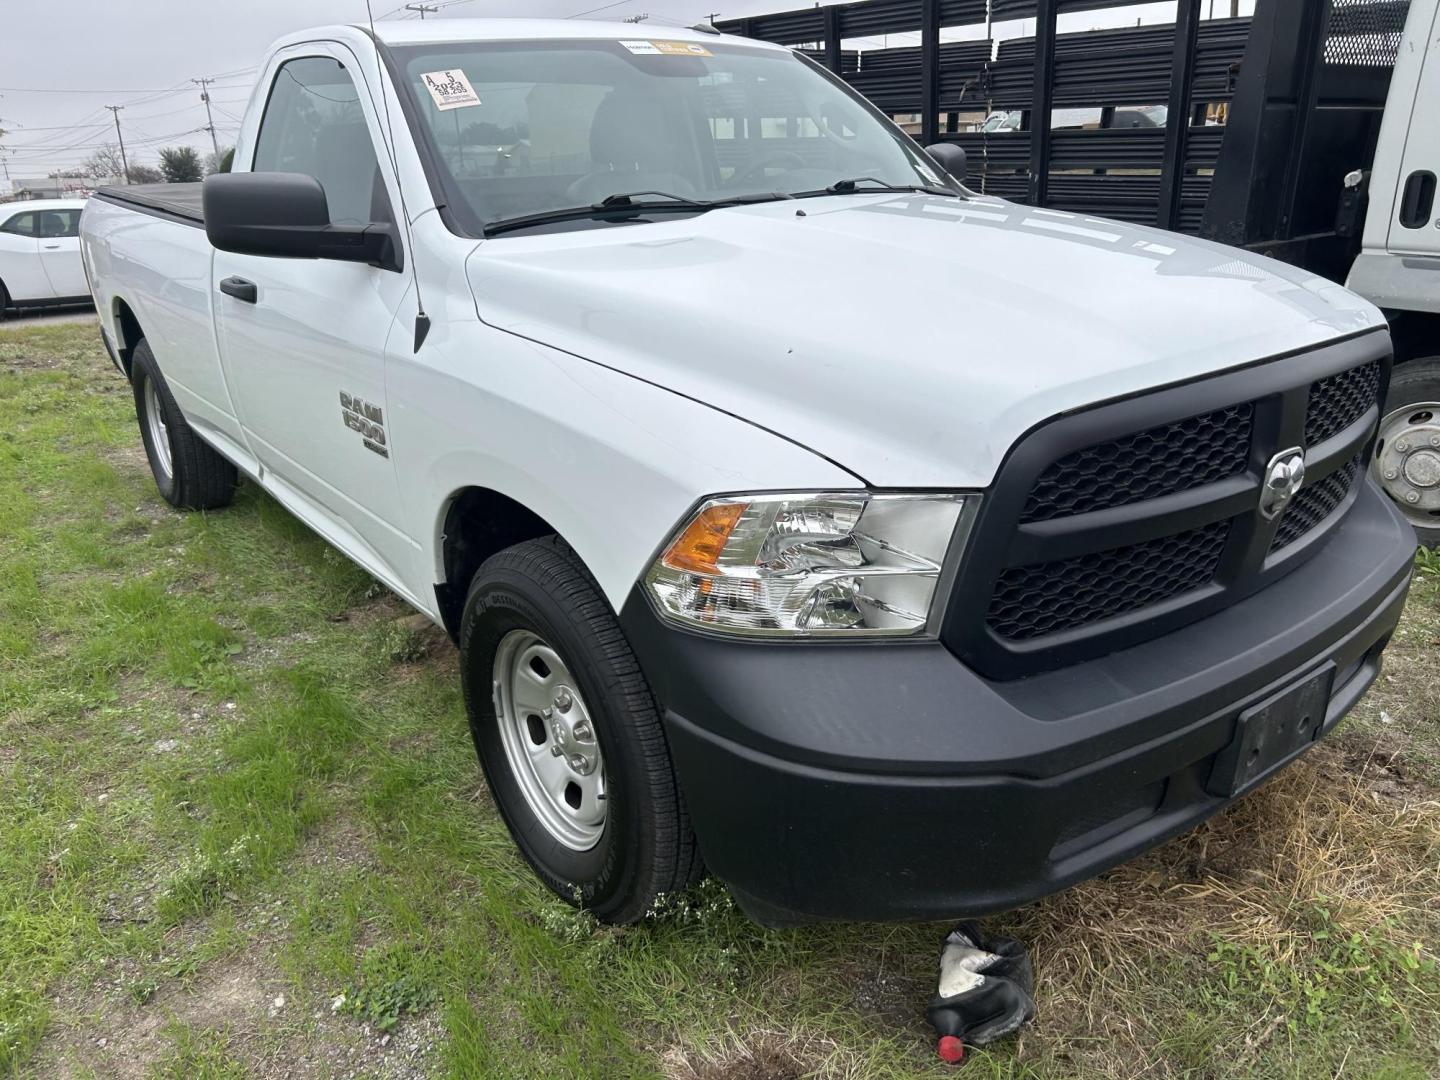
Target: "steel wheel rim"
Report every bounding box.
[1374,401,1440,530]
[144,377,173,480]
[492,629,606,851]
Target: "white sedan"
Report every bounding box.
[0,199,92,315]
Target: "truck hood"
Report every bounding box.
[465,193,1383,487]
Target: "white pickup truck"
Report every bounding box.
[80,18,1418,926]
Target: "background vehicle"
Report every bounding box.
[719,0,1440,543]
[0,198,90,317]
[80,19,1416,927]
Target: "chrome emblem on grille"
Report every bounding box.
[1260,447,1306,520]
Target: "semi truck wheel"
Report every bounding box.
[1374,357,1440,547]
[458,536,702,923]
[131,339,238,511]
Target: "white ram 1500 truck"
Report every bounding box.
[80,19,1418,926]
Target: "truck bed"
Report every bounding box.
[93,182,204,227]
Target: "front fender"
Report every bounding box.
[386,319,860,612]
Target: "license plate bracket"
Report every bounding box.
[1207,664,1335,797]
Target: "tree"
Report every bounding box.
[204,147,235,175]
[82,144,128,182]
[127,164,162,184]
[158,146,203,183]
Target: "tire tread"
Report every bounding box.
[132,340,237,511]
[466,536,703,920]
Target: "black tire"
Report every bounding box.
[459,536,703,923]
[1376,357,1440,548]
[0,280,10,321]
[131,339,238,510]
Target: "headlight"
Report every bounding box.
[643,492,971,637]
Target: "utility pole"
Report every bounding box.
[192,77,220,158]
[404,3,438,17]
[105,104,129,184]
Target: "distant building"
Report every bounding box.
[0,175,115,202]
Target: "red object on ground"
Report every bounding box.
[937,1035,965,1064]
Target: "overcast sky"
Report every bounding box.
[0,0,1253,178]
[0,0,792,177]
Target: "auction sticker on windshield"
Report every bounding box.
[420,70,481,111]
[620,40,713,57]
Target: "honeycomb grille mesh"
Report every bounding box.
[1020,403,1254,523]
[1324,0,1409,67]
[1270,457,1363,553]
[1305,361,1380,447]
[987,521,1230,640]
[980,358,1380,649]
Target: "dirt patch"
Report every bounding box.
[102,441,149,476]
[1340,732,1435,806]
[665,1032,813,1080]
[0,349,66,373]
[35,950,278,1079]
[37,949,440,1080]
[848,964,932,1033]
[296,814,379,878]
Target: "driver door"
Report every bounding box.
[37,207,87,298]
[212,45,420,592]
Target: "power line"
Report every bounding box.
[0,84,187,95]
[567,0,635,18]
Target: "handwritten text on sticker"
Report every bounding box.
[420,69,481,111]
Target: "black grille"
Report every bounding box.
[1270,457,1363,554]
[1305,361,1380,446]
[1021,404,1253,523]
[948,341,1389,678]
[987,521,1229,641]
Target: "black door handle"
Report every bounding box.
[219,276,258,303]
[1398,170,1436,230]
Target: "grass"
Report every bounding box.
[1,319,1438,1079]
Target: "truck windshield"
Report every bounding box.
[387,38,952,236]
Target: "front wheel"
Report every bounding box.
[1373,357,1440,547]
[459,536,702,923]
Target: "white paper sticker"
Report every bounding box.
[620,40,713,57]
[419,69,481,111]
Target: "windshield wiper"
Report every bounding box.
[794,176,961,199]
[597,190,707,209]
[482,190,795,237]
[483,197,710,237]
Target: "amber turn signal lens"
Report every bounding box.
[661,501,747,574]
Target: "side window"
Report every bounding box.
[252,57,391,227]
[38,209,81,239]
[0,212,36,237]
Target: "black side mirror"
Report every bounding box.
[924,142,968,185]
[203,172,401,272]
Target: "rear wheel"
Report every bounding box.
[1373,357,1440,547]
[131,339,238,510]
[459,536,702,923]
